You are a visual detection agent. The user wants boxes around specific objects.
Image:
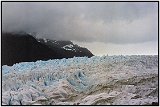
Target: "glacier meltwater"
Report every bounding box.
[2,55,158,105]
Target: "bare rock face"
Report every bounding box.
[2,32,93,66]
[2,55,158,105]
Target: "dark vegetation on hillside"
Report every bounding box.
[2,32,93,66]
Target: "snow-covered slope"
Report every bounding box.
[37,38,86,52]
[2,32,93,66]
[2,55,158,105]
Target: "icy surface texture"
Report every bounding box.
[2,55,158,105]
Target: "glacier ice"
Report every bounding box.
[2,55,158,105]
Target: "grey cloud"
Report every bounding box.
[2,2,158,44]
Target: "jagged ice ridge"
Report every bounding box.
[2,55,158,105]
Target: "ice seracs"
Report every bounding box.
[2,55,158,105]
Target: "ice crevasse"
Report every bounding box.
[2,55,158,105]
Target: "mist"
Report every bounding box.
[2,2,158,55]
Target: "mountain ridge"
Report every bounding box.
[2,32,94,66]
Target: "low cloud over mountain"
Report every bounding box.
[2,2,158,44]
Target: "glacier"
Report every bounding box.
[2,55,158,105]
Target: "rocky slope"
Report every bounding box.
[2,55,158,105]
[2,32,93,66]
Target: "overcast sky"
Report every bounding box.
[2,2,158,55]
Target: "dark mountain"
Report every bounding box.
[2,32,94,66]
